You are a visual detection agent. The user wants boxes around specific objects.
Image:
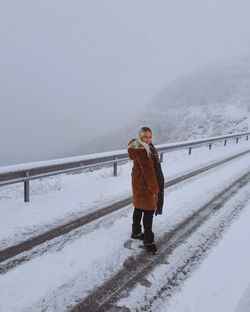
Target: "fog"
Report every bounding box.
[1,0,250,166]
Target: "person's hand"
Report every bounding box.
[155,207,162,216]
[155,191,164,216]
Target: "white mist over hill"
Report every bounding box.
[81,59,250,154]
[1,0,250,165]
[141,59,250,141]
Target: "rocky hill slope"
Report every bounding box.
[80,59,250,154]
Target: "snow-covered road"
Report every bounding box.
[0,140,250,311]
[0,140,249,249]
[117,170,250,312]
[158,195,250,312]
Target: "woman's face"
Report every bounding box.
[141,131,152,144]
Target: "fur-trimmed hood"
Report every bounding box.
[128,138,156,160]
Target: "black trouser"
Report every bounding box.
[132,207,154,243]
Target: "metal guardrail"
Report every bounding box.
[0,132,249,202]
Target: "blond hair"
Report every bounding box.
[128,127,152,157]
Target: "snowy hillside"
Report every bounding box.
[81,59,250,155]
[141,59,250,141]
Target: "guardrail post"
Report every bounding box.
[113,158,118,177]
[246,135,248,141]
[160,153,163,162]
[188,147,192,155]
[24,171,30,202]
[209,143,212,150]
[224,140,227,146]
[236,137,239,144]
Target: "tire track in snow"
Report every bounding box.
[70,171,250,312]
[128,183,250,312]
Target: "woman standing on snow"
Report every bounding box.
[127,127,164,254]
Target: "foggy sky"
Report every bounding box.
[1,0,250,165]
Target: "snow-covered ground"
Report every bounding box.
[158,199,250,312]
[116,168,250,312]
[0,139,249,249]
[0,139,250,312]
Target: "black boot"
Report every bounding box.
[144,231,157,254]
[131,232,144,240]
[144,241,157,254]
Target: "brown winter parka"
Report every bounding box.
[128,138,160,210]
